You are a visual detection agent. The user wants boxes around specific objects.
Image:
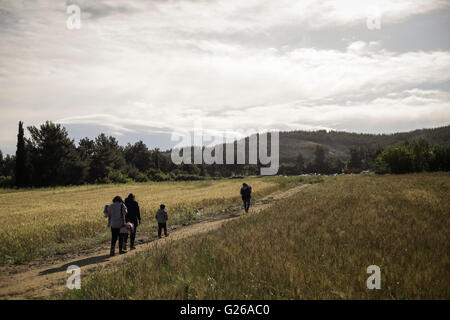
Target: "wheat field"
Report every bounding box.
[0,177,286,264]
[67,173,450,299]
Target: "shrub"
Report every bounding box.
[0,176,13,188]
[107,170,133,183]
[174,174,204,181]
[148,170,171,182]
[134,172,149,182]
[376,145,413,174]
[376,140,450,174]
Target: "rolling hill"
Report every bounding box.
[276,125,450,163]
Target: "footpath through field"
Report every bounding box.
[0,184,308,299]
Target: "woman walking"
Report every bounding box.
[106,195,128,256]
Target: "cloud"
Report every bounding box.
[72,1,140,20]
[65,0,448,33]
[0,0,449,153]
[57,89,450,138]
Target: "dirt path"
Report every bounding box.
[0,184,308,299]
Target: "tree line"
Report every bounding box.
[0,121,262,188]
[375,139,450,174]
[278,126,450,164]
[1,121,449,188]
[278,144,383,175]
[277,140,449,176]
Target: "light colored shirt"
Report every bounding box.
[107,202,127,228]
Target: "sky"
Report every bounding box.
[1,0,450,154]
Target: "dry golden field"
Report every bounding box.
[0,177,287,264]
[66,173,450,299]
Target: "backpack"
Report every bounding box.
[119,203,128,233]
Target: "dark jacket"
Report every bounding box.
[155,209,168,224]
[124,197,141,226]
[240,185,252,200]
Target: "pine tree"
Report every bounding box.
[313,145,326,173]
[15,121,28,187]
[27,121,87,186]
[296,152,305,173]
[349,147,363,169]
[0,150,3,176]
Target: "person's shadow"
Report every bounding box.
[38,254,111,276]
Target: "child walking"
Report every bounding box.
[155,204,169,238]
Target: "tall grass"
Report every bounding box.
[67,173,449,299]
[0,177,289,265]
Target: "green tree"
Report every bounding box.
[296,152,305,173]
[279,163,298,175]
[0,150,3,176]
[89,134,126,183]
[375,145,413,174]
[27,121,87,186]
[15,121,30,187]
[409,139,430,172]
[429,145,450,171]
[348,147,362,169]
[313,145,327,173]
[78,137,95,163]
[124,141,153,172]
[152,148,172,172]
[2,154,15,177]
[330,159,344,174]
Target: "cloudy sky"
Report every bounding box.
[1,0,450,154]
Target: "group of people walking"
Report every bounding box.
[105,183,251,256]
[104,194,169,256]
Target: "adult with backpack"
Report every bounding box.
[124,193,141,250]
[106,196,128,256]
[240,183,252,213]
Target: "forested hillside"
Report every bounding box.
[277,126,450,163]
[1,122,449,188]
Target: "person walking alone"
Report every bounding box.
[155,204,168,238]
[124,193,141,250]
[106,196,128,256]
[240,183,252,213]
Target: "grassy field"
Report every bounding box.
[66,173,449,299]
[0,176,300,265]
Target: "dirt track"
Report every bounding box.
[0,184,308,299]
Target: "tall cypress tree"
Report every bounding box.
[15,121,27,187]
[0,150,3,176]
[313,145,326,173]
[296,152,305,173]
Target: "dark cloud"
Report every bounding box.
[66,1,140,20]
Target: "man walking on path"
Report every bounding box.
[240,183,252,213]
[124,193,141,250]
[155,204,169,238]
